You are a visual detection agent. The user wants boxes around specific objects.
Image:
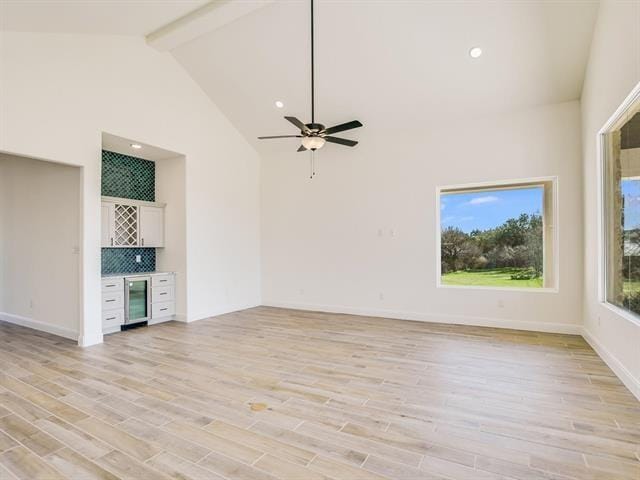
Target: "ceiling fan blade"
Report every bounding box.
[257,135,302,139]
[285,116,310,133]
[297,145,307,152]
[324,136,358,147]
[323,120,363,135]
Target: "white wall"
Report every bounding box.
[0,161,4,314]
[0,154,81,339]
[0,32,261,345]
[262,101,583,333]
[156,156,187,321]
[581,0,640,399]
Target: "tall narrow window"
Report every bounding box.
[438,179,556,290]
[603,99,640,316]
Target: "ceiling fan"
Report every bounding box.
[257,0,363,152]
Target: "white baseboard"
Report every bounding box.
[78,333,103,347]
[187,302,261,324]
[582,328,640,401]
[0,312,78,341]
[261,301,582,335]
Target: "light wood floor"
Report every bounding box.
[0,306,638,480]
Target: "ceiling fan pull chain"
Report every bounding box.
[309,150,316,179]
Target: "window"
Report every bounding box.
[437,179,556,290]
[603,93,640,317]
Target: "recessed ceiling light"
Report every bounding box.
[469,47,483,59]
[130,143,142,149]
[275,101,284,109]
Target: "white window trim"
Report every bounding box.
[435,176,559,293]
[597,80,640,326]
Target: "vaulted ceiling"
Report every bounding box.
[0,0,599,154]
[0,0,208,36]
[172,0,599,152]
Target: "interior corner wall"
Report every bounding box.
[0,153,81,340]
[0,32,262,345]
[155,156,187,322]
[261,100,584,334]
[580,0,640,399]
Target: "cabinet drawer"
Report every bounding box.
[152,285,174,303]
[102,292,123,310]
[152,274,174,287]
[152,301,175,319]
[101,277,123,292]
[102,309,124,329]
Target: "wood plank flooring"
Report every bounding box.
[0,306,638,480]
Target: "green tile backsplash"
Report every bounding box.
[102,248,156,275]
[102,150,155,202]
[101,149,156,275]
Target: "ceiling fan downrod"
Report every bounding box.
[256,0,363,157]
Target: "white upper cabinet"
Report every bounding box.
[139,206,164,248]
[101,197,165,248]
[101,202,115,247]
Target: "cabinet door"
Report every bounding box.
[139,206,164,247]
[101,202,115,247]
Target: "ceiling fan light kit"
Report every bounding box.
[258,0,363,160]
[301,136,326,150]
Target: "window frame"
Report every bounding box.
[435,176,559,293]
[597,81,640,326]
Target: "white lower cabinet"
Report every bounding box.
[102,278,124,334]
[101,277,123,292]
[102,310,124,330]
[152,285,174,303]
[150,273,176,325]
[101,292,123,310]
[152,273,174,287]
[152,301,175,319]
[102,272,176,334]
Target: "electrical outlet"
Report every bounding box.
[299,289,305,296]
[379,292,384,300]
[135,255,141,263]
[497,300,504,308]
[377,228,383,237]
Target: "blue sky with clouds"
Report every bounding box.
[623,179,640,230]
[441,186,543,233]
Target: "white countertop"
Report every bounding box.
[101,271,175,278]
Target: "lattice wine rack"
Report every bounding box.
[114,204,138,247]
